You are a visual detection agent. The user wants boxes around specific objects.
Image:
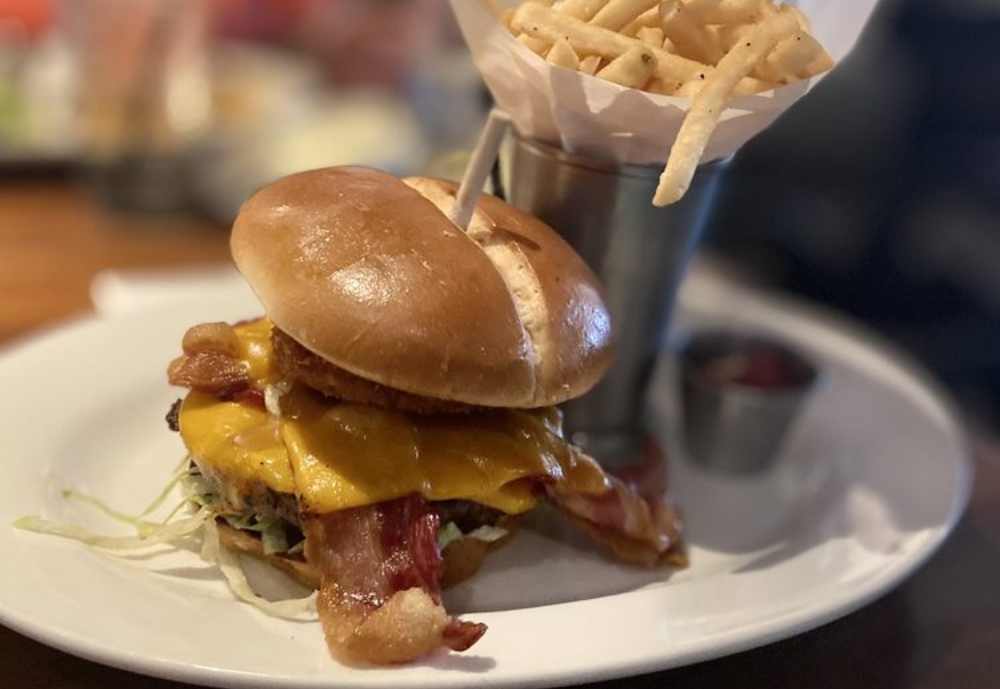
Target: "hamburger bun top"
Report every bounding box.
[230,166,612,408]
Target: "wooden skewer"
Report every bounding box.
[449,108,512,230]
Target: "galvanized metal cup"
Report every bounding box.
[498,131,730,466]
[679,330,820,474]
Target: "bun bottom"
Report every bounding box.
[216,519,518,591]
[217,522,320,589]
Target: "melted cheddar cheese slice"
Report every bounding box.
[180,392,295,495]
[177,319,610,515]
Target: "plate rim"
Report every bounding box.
[0,291,974,689]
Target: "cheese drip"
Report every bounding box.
[177,319,611,515]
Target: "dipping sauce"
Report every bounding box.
[698,348,815,391]
[679,331,821,474]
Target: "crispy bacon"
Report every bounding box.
[167,352,249,396]
[167,322,251,397]
[230,388,266,409]
[182,322,241,358]
[546,440,685,567]
[303,495,485,665]
[609,437,669,502]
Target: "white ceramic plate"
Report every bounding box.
[0,284,971,688]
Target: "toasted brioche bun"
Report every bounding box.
[218,522,320,589]
[217,521,516,591]
[231,167,613,408]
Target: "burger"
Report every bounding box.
[165,166,684,665]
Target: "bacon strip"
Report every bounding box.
[231,388,266,409]
[168,322,252,397]
[546,441,685,567]
[167,352,249,396]
[303,495,485,665]
[182,322,241,357]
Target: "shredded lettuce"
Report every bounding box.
[437,522,464,550]
[12,457,316,622]
[138,457,193,516]
[13,509,211,550]
[58,463,192,537]
[260,519,289,555]
[201,518,317,621]
[221,513,256,530]
[59,489,164,535]
[179,472,218,509]
[466,525,508,543]
[221,513,291,555]
[437,521,508,550]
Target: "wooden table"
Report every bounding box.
[1,181,995,689]
[0,180,232,344]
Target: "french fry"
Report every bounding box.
[517,32,551,55]
[678,0,770,26]
[653,12,798,205]
[513,2,636,57]
[756,31,833,83]
[780,4,811,32]
[621,7,659,35]
[596,45,657,87]
[636,26,664,47]
[746,78,779,94]
[715,22,753,52]
[501,0,833,204]
[579,54,603,74]
[590,0,659,31]
[555,0,609,20]
[674,78,705,97]
[660,2,724,64]
[514,4,775,92]
[512,3,704,83]
[547,37,582,70]
[645,78,677,95]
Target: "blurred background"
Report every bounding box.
[0,0,996,429]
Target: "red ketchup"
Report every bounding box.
[700,348,811,391]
